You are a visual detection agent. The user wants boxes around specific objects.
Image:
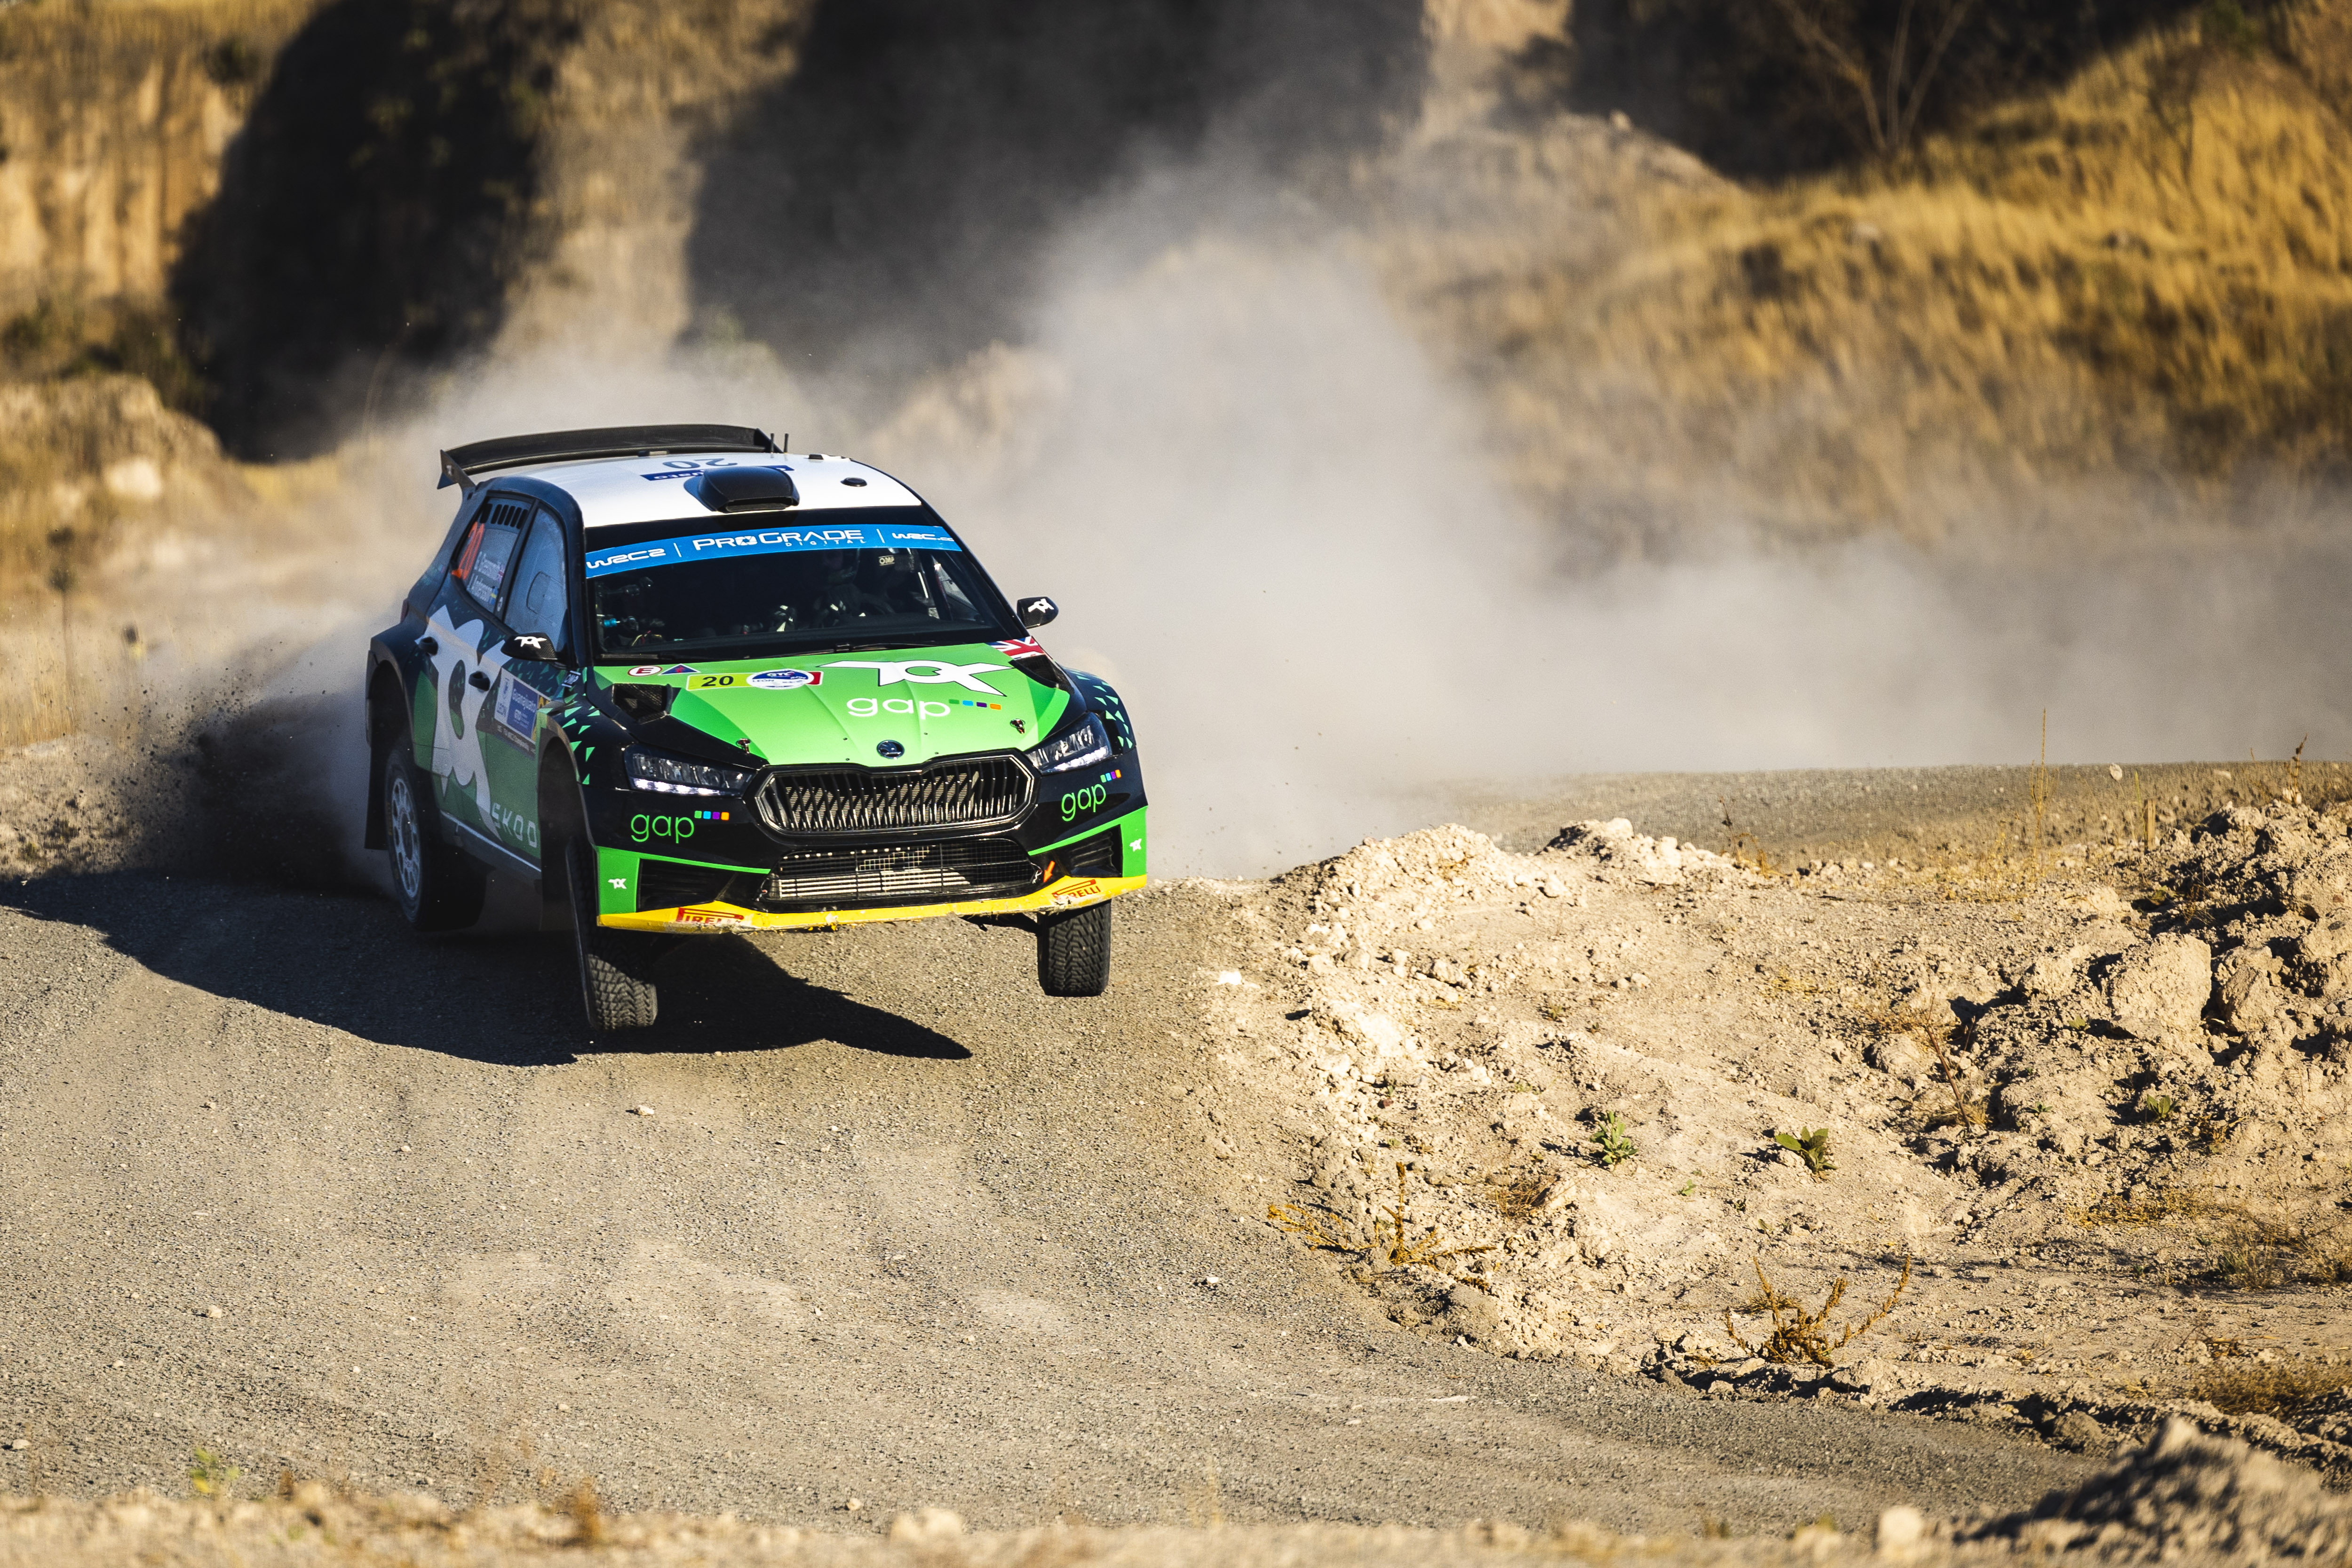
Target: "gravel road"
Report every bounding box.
[0,778,2109,1532]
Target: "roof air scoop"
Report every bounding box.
[688,467,800,513]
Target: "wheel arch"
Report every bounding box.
[363,656,409,851]
[536,734,593,931]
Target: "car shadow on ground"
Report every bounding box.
[0,872,970,1067]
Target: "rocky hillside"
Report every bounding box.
[2,0,2346,575]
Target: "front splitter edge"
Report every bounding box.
[596,873,1147,932]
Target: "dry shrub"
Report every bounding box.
[1724,1255,1911,1367]
[1481,1168,1551,1221]
[2193,1358,2352,1422]
[1271,1162,1494,1281]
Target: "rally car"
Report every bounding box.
[362,424,1146,1033]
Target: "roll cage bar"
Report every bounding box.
[436,424,784,492]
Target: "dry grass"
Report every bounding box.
[2074,1185,2352,1288]
[1383,0,2352,552]
[2192,1356,2352,1422]
[1480,1167,1551,1221]
[1854,1002,1988,1129]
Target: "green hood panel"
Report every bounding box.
[597,644,1072,766]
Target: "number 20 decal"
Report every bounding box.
[1060,783,1108,821]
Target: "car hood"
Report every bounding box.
[595,643,1072,767]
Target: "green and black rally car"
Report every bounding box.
[363,425,1146,1032]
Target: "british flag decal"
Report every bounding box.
[991,637,1047,660]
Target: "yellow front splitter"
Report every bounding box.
[598,873,1146,933]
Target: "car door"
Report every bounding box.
[475,506,574,864]
[421,496,529,840]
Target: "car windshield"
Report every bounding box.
[584,509,1017,661]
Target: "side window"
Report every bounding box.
[451,499,528,614]
[504,509,571,655]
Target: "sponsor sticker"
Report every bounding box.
[672,905,748,925]
[638,458,761,480]
[629,812,725,843]
[495,674,540,744]
[583,523,961,578]
[627,664,664,677]
[660,665,698,675]
[747,668,822,690]
[991,637,1046,660]
[846,697,995,718]
[826,659,1005,692]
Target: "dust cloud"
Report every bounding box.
[366,158,2352,881]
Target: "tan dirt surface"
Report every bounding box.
[0,819,2095,1532]
[0,1419,2346,1566]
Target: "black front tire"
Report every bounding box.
[1038,901,1112,996]
[567,837,658,1032]
[382,749,486,932]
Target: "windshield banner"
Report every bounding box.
[584,523,962,579]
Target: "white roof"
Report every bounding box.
[494,452,923,529]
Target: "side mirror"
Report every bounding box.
[501,631,565,663]
[1017,596,1059,629]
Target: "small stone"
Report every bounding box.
[2106,934,2212,1041]
[1215,971,1242,986]
[198,1305,223,1319]
[631,1105,655,1116]
[2051,1410,2105,1451]
[397,1144,411,1154]
[887,1507,966,1543]
[842,1497,863,1512]
[1876,1505,1925,1558]
[5,1440,24,1451]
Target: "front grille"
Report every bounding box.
[757,837,1041,911]
[752,755,1032,837]
[636,857,743,912]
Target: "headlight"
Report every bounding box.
[624,746,753,796]
[1028,714,1113,773]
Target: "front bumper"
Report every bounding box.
[590,798,1149,933]
[598,869,1145,932]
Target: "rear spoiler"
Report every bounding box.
[436,424,783,491]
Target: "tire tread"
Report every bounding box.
[1038,902,1112,996]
